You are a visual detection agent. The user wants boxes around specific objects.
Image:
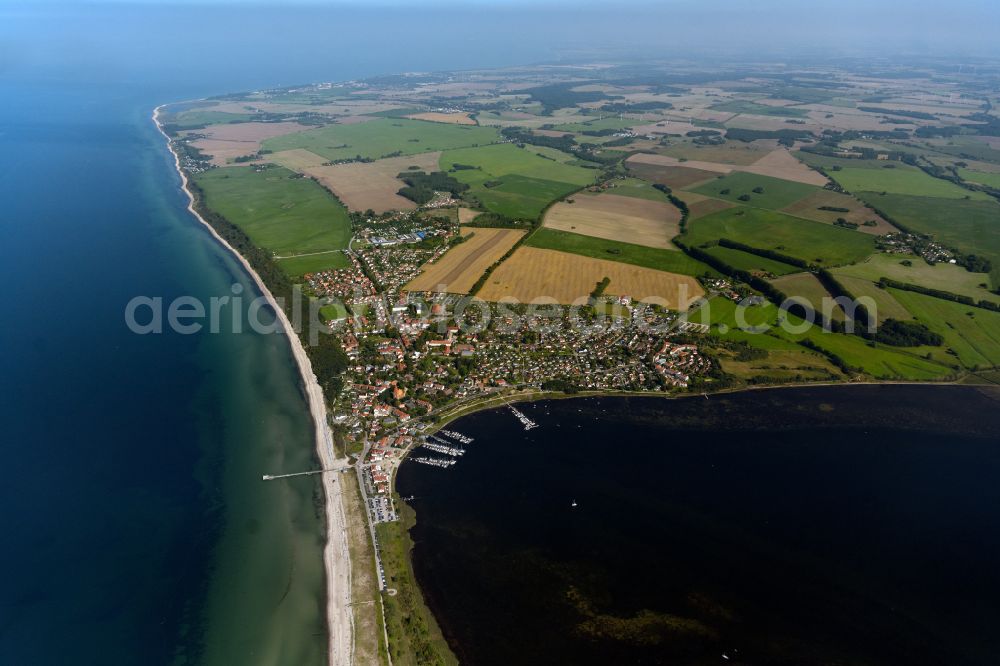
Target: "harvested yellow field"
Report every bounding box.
[740,149,829,186]
[405,227,526,294]
[457,208,481,224]
[270,151,442,213]
[478,246,704,309]
[187,121,308,166]
[405,112,477,125]
[627,152,733,175]
[269,148,328,170]
[627,148,827,187]
[543,192,681,250]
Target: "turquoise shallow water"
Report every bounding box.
[0,73,329,664]
[0,5,558,663]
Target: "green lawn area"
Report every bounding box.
[710,100,810,118]
[606,177,673,202]
[855,193,1000,284]
[888,288,1000,369]
[275,252,349,277]
[525,228,717,277]
[702,245,803,276]
[959,168,1000,189]
[194,165,351,273]
[831,253,999,302]
[690,172,819,209]
[684,206,876,266]
[318,302,349,322]
[441,144,597,220]
[833,166,992,200]
[261,118,500,162]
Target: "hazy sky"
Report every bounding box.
[2,0,1000,98]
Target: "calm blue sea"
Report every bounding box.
[0,4,560,664]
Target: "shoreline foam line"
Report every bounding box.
[153,105,355,666]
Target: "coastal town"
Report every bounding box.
[300,216,715,528]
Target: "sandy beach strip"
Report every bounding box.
[154,106,355,666]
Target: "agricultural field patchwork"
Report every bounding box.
[441,143,596,219]
[526,227,716,277]
[186,122,309,166]
[272,151,442,213]
[262,118,500,162]
[174,62,1000,396]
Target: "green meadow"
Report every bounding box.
[194,165,351,272]
[770,273,845,321]
[701,296,954,380]
[441,144,596,219]
[832,253,999,302]
[275,252,349,277]
[169,110,259,129]
[684,206,876,266]
[603,178,672,202]
[690,172,819,210]
[833,166,992,200]
[889,288,1000,369]
[795,327,955,380]
[262,118,500,162]
[525,228,717,277]
[833,276,914,322]
[856,193,1000,283]
[702,245,803,276]
[959,168,1000,189]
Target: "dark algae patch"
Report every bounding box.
[398,386,1000,665]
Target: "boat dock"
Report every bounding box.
[411,456,457,468]
[507,403,539,430]
[262,465,352,481]
[422,438,465,457]
[441,429,474,444]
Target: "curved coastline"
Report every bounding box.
[153,105,354,665]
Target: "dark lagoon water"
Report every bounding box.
[398,386,1000,666]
